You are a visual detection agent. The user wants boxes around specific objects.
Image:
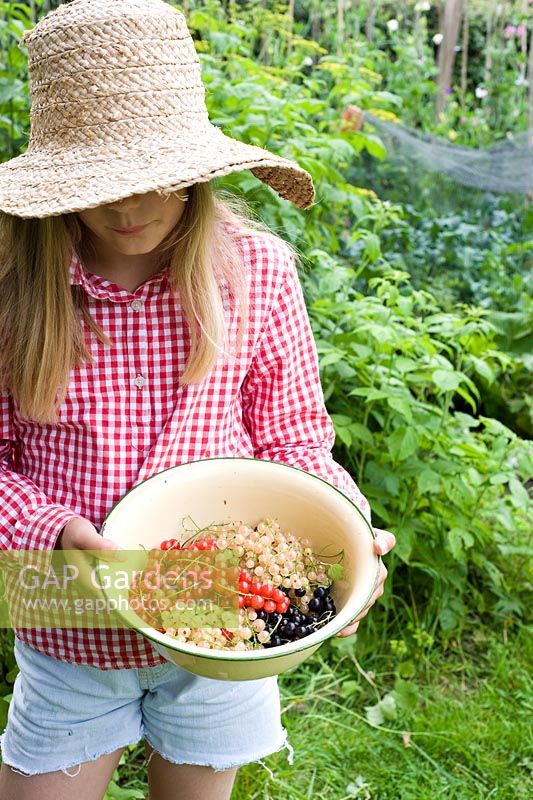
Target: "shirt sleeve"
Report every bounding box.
[0,391,83,552]
[241,247,372,525]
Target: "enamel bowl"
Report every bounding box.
[100,458,379,681]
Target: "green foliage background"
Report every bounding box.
[0,1,531,797]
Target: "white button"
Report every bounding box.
[134,376,146,389]
[131,299,143,311]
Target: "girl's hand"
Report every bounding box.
[54,517,125,605]
[336,528,396,638]
[56,516,122,559]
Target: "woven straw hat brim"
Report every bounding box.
[0,123,314,219]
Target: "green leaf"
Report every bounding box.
[392,680,419,712]
[398,660,416,679]
[388,427,419,462]
[339,679,361,699]
[394,524,415,563]
[438,607,458,632]
[329,636,356,656]
[349,387,389,401]
[363,233,381,262]
[469,355,495,384]
[105,781,145,799]
[319,351,344,368]
[5,666,18,683]
[417,468,441,494]
[0,697,9,732]
[447,527,474,560]
[387,395,413,422]
[508,478,529,510]
[432,369,462,392]
[335,426,352,447]
[365,693,397,727]
[328,563,345,581]
[0,80,25,104]
[349,423,375,447]
[363,135,387,160]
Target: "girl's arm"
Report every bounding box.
[241,247,371,525]
[0,392,83,552]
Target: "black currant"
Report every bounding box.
[282,621,296,634]
[308,597,322,612]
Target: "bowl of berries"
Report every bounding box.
[99,458,379,681]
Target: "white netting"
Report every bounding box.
[365,112,533,194]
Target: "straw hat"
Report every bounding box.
[0,0,315,219]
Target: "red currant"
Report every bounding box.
[239,570,252,583]
[249,582,262,595]
[160,540,170,550]
[250,595,265,610]
[238,595,246,609]
[259,583,274,598]
[271,588,285,603]
[263,600,276,614]
[238,581,250,593]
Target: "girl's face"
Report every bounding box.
[77,190,188,258]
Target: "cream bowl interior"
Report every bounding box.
[100,458,379,681]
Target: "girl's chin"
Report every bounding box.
[112,237,162,255]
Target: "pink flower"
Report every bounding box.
[516,24,526,39]
[504,24,516,38]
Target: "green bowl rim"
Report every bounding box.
[99,457,380,662]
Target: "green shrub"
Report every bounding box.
[305,263,532,632]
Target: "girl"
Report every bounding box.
[0,1,395,799]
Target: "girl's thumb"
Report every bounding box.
[96,535,127,562]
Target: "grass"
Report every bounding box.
[96,622,532,799]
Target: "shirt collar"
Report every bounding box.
[68,250,170,302]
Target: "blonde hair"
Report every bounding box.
[0,182,297,424]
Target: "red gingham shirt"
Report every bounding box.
[0,226,371,669]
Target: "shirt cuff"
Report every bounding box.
[20,505,84,551]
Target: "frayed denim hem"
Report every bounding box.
[0,729,140,778]
[144,726,294,774]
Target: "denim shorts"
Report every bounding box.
[0,637,293,778]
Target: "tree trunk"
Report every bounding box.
[460,0,469,97]
[311,0,321,41]
[366,0,379,44]
[484,8,493,84]
[337,0,344,57]
[526,19,533,203]
[287,0,295,56]
[436,0,463,117]
[529,15,533,146]
[414,9,423,60]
